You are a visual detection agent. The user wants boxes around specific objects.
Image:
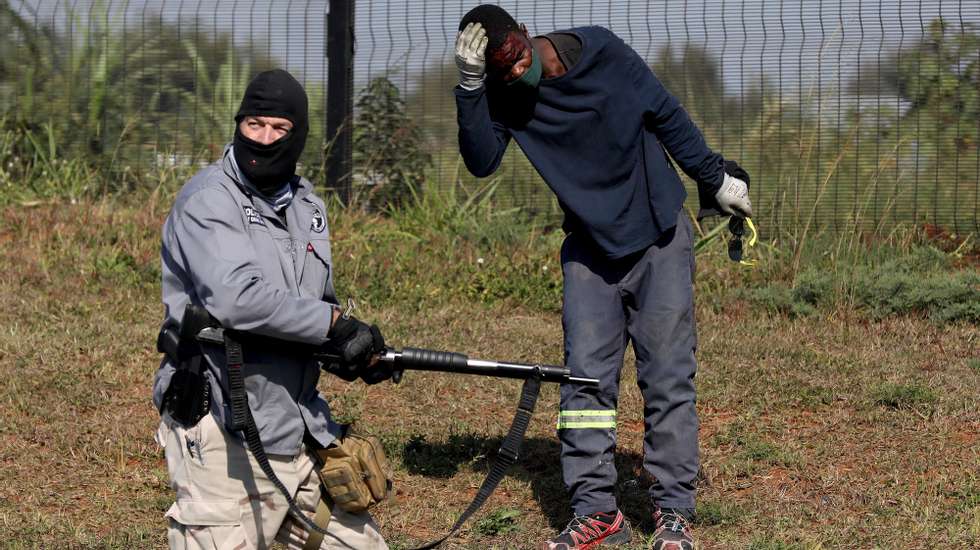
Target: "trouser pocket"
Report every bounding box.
[166,498,247,550]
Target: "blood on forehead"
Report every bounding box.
[489,31,529,73]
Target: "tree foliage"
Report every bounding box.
[854,18,980,156]
[846,18,979,228]
[353,76,431,209]
[894,19,979,154]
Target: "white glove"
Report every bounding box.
[715,172,753,218]
[455,22,488,91]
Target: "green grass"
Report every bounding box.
[0,183,977,548]
[694,499,743,527]
[872,383,940,411]
[472,508,523,537]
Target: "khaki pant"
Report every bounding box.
[157,413,388,550]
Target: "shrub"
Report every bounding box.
[855,271,980,322]
[740,244,977,324]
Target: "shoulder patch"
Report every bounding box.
[243,205,266,227]
[311,207,325,233]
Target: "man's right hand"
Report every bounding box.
[324,314,391,384]
[326,314,381,364]
[455,22,488,91]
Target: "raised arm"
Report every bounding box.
[453,22,512,177]
[455,87,512,177]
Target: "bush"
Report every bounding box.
[353,77,432,209]
[855,270,980,322]
[742,285,817,318]
[791,269,836,308]
[741,244,978,324]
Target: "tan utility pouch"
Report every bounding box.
[315,433,392,514]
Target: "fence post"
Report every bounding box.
[326,0,355,203]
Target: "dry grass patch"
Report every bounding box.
[0,201,977,548]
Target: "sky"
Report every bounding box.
[17,0,980,93]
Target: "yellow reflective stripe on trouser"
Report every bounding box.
[557,410,617,430]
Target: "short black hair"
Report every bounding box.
[459,4,519,56]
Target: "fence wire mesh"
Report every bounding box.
[2,0,978,234]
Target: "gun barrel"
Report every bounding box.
[193,332,602,388]
[381,348,599,387]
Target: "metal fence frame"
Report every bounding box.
[2,0,978,233]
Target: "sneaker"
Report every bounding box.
[651,507,695,550]
[539,510,631,549]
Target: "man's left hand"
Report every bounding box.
[715,160,753,218]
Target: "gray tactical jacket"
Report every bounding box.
[153,145,344,455]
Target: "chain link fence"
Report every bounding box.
[2,0,978,234]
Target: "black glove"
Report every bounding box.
[324,315,392,384]
[327,314,376,364]
[358,325,394,385]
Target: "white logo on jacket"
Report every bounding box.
[243,205,265,226]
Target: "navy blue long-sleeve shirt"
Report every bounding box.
[456,26,726,259]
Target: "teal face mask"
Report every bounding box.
[506,47,542,90]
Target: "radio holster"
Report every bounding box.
[157,303,217,426]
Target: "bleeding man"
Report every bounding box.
[452,5,752,550]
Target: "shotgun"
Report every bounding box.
[195,326,599,387]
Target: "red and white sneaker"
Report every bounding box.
[651,507,695,550]
[539,510,631,549]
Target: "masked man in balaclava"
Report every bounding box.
[154,69,391,549]
[453,6,755,550]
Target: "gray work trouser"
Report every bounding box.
[558,215,699,515]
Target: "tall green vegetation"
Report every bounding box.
[353,76,432,209]
[0,4,975,238]
[0,2,335,184]
[851,19,980,231]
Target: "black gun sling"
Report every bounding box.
[224,330,543,548]
[410,375,542,550]
[222,330,335,538]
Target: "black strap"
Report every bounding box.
[411,376,542,550]
[224,331,333,537]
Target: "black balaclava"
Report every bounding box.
[233,69,309,195]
